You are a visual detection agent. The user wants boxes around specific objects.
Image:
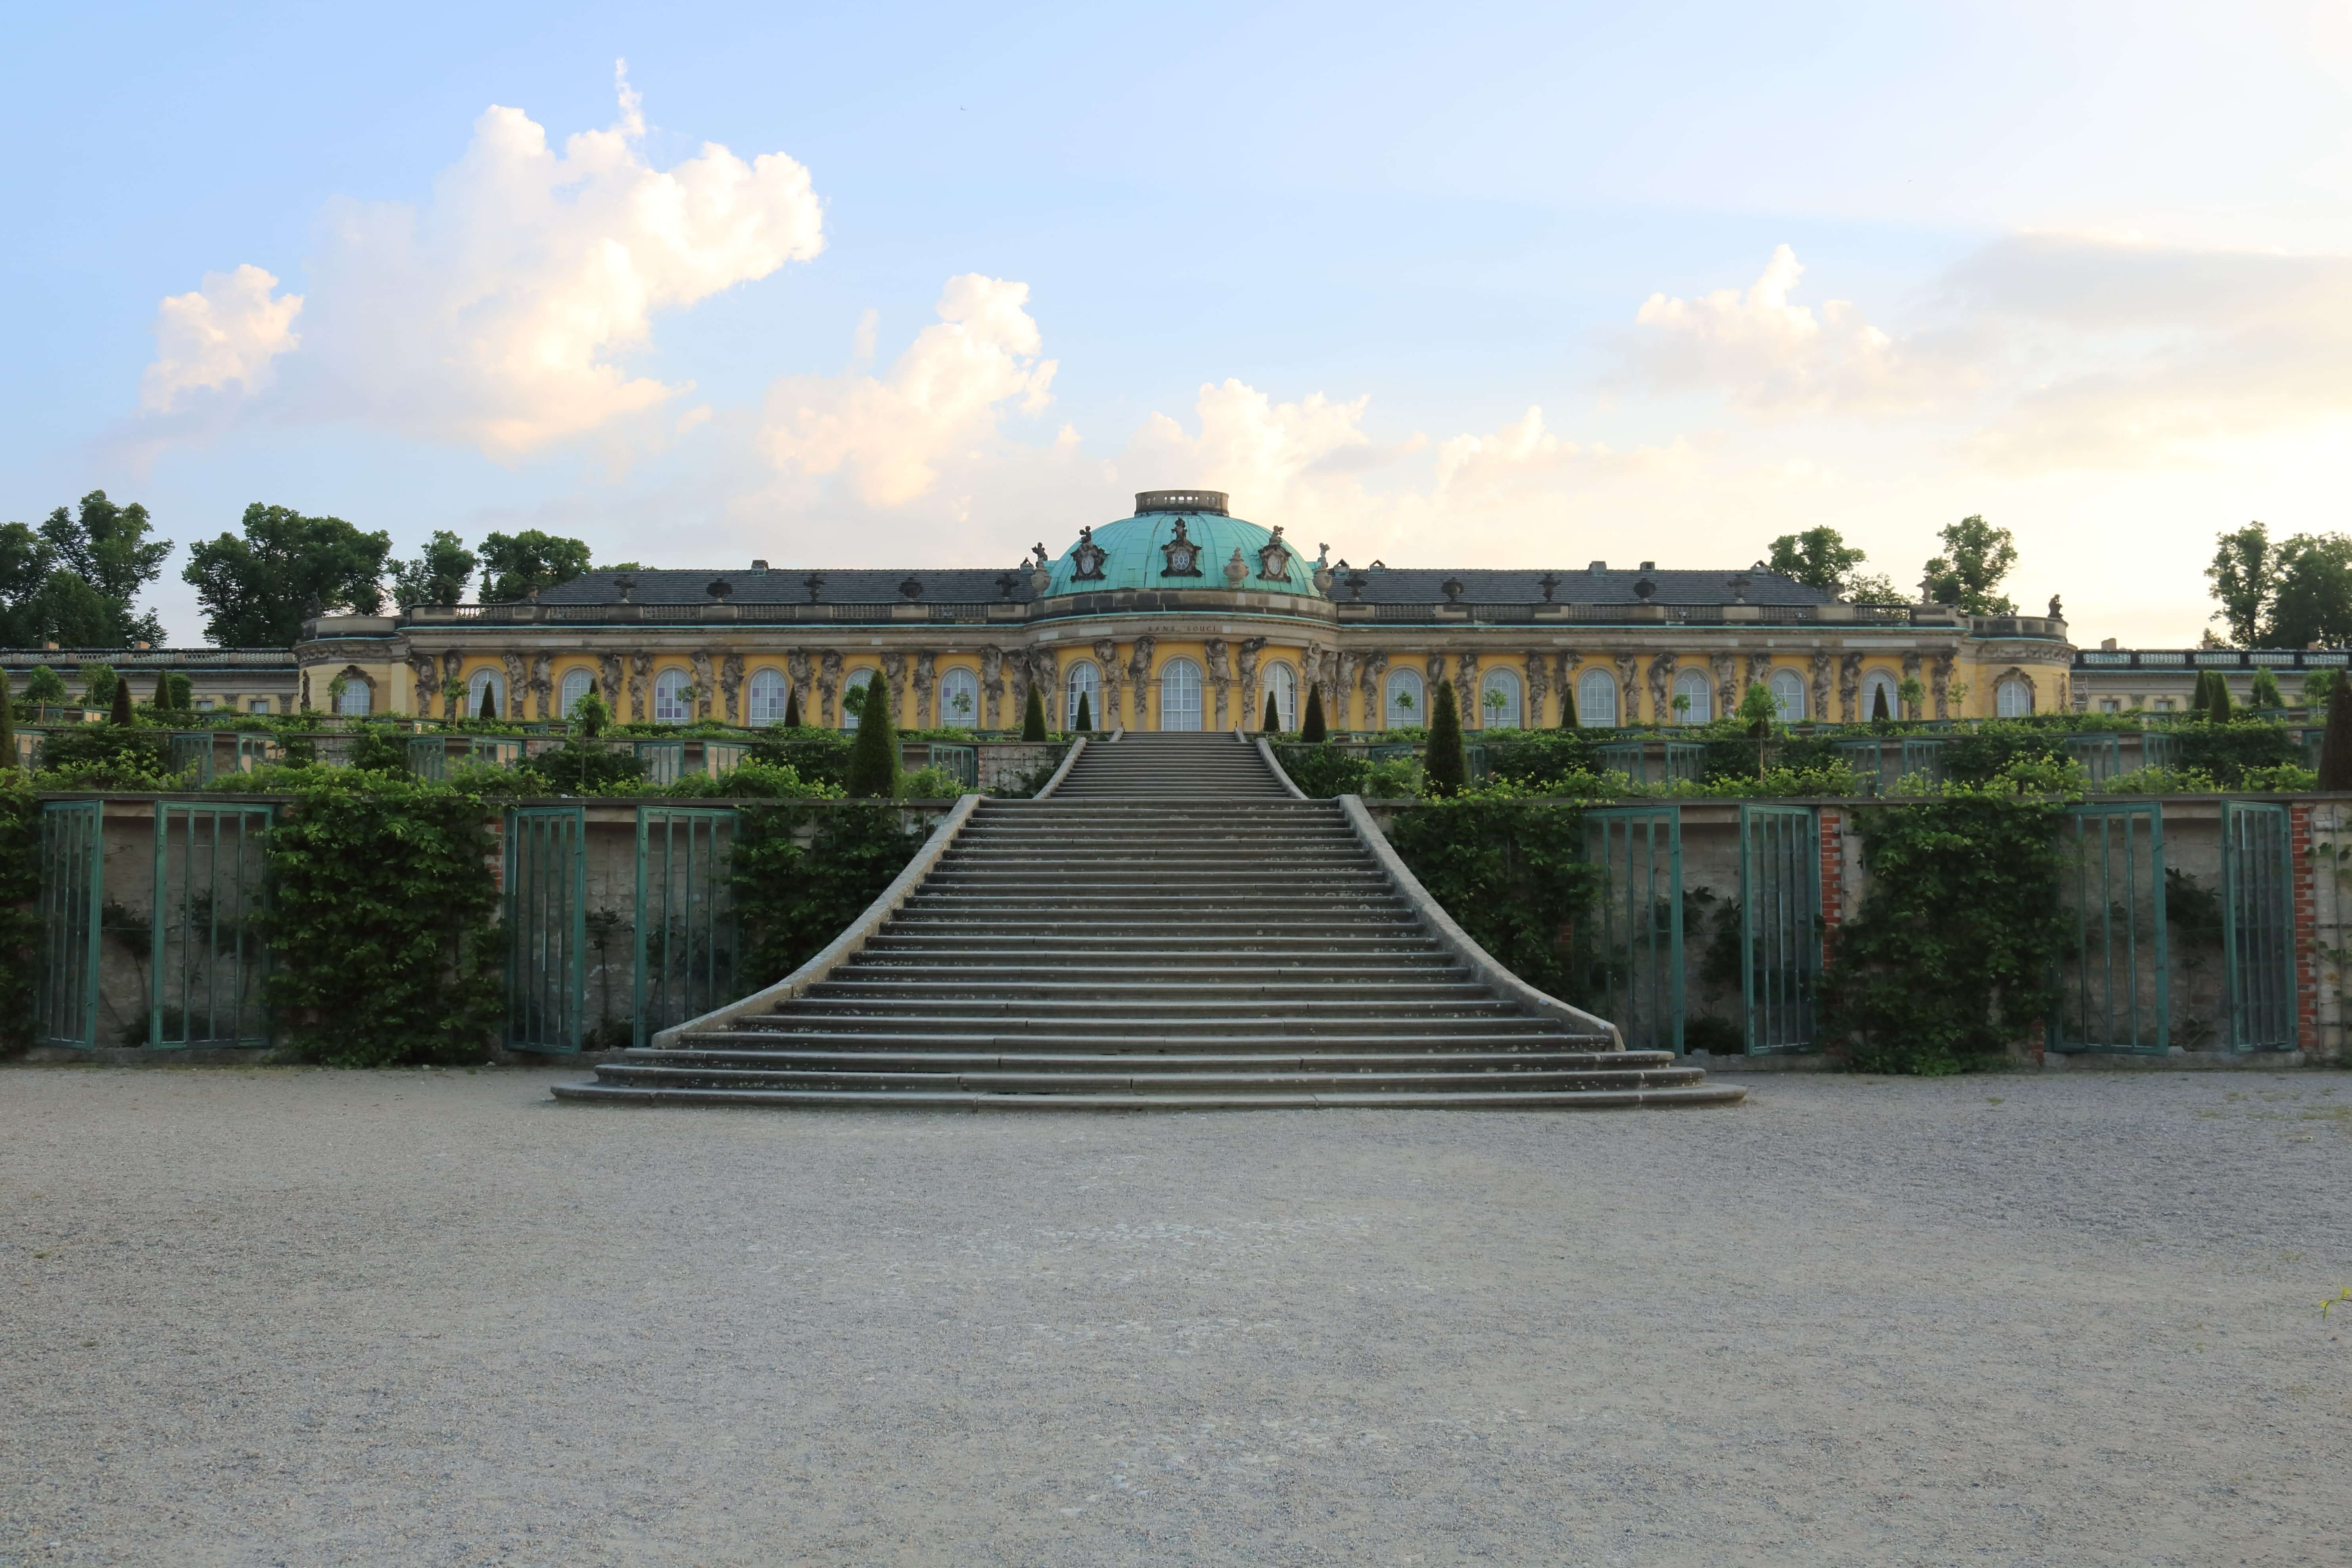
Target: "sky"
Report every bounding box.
[6,0,2351,647]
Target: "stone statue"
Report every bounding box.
[1838,652,1864,723]
[408,652,440,713]
[501,652,528,721]
[1358,652,1389,727]
[2048,595,2064,620]
[1613,653,1642,725]
[980,646,1005,730]
[627,652,654,725]
[720,653,745,725]
[1931,650,1956,720]
[1237,637,1266,726]
[1523,652,1550,728]
[1647,653,1675,725]
[1900,652,1923,720]
[1452,650,1479,727]
[1094,638,1122,727]
[787,648,814,722]
[1710,650,1738,720]
[1205,638,1233,729]
[817,650,843,727]
[440,651,466,721]
[912,651,937,728]
[690,650,715,721]
[1809,651,1833,727]
[599,653,624,715]
[529,652,553,719]
[881,651,907,728]
[1127,637,1155,726]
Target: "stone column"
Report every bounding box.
[913,651,936,729]
[882,651,908,730]
[1838,652,1864,723]
[1614,652,1642,725]
[980,647,1005,730]
[599,653,624,715]
[1205,638,1232,730]
[1094,638,1122,729]
[627,653,653,724]
[441,652,465,721]
[691,651,716,721]
[1647,653,1675,725]
[1930,650,1955,720]
[1524,651,1550,728]
[529,652,553,719]
[787,649,813,723]
[1128,637,1156,728]
[1810,650,1834,727]
[720,654,744,725]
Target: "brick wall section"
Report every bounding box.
[1817,808,1843,965]
[2292,801,2319,1053]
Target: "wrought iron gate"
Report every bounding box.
[2052,802,2167,1053]
[1583,805,1682,1051]
[150,803,273,1047]
[2220,801,2295,1050]
[635,807,739,1046]
[35,801,104,1049]
[1739,804,1819,1052]
[505,806,587,1052]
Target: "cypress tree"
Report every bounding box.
[845,671,900,797]
[1263,692,1280,733]
[109,679,134,726]
[1073,690,1092,732]
[478,684,497,720]
[1425,681,1467,797]
[2320,672,2352,790]
[2188,669,2212,717]
[1299,685,1327,742]
[783,688,802,728]
[0,679,17,771]
[2249,667,2283,710]
[1870,684,1891,722]
[2209,674,2233,725]
[1021,683,1047,741]
[1561,684,1582,730]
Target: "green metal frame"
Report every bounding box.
[167,731,218,784]
[407,736,449,780]
[911,741,978,790]
[505,806,588,1052]
[1739,803,1819,1053]
[1662,742,1703,784]
[1837,739,1883,796]
[633,739,685,786]
[35,801,104,1049]
[1585,805,1683,1052]
[705,741,753,777]
[233,733,278,773]
[634,807,739,1047]
[2141,731,2179,771]
[1595,740,1644,780]
[2063,733,2123,786]
[1897,738,1947,787]
[2220,801,2296,1051]
[149,802,273,1048]
[471,738,522,768]
[2051,802,2168,1054]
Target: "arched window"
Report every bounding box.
[1266,663,1297,730]
[1996,676,2033,717]
[335,675,372,716]
[1576,668,1617,727]
[1862,669,1901,721]
[1385,668,1425,728]
[840,668,878,730]
[1769,668,1806,723]
[651,668,693,725]
[559,667,594,718]
[1672,669,1713,724]
[1064,661,1101,729]
[467,669,502,719]
[1160,657,1204,730]
[747,667,788,724]
[939,667,980,729]
[1479,668,1522,729]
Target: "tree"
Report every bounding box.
[783,689,803,728]
[478,684,497,719]
[572,688,611,738]
[846,672,900,797]
[1424,680,1467,797]
[478,531,592,602]
[2321,673,2352,789]
[2302,671,2334,711]
[1924,515,2018,615]
[109,677,133,726]
[391,531,478,608]
[2249,668,2284,710]
[1737,682,1778,778]
[1766,525,1899,602]
[147,673,193,712]
[184,504,393,646]
[1299,685,1327,742]
[21,665,66,705]
[1262,692,1280,733]
[2205,523,2275,646]
[2263,533,2352,648]
[1870,684,1891,721]
[2207,673,2233,724]
[1560,682,1581,730]
[80,663,118,710]
[1072,690,1093,732]
[1021,683,1048,742]
[1897,675,1926,720]
[2,492,171,646]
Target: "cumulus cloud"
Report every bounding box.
[139,65,824,454]
[1620,244,1932,414]
[139,265,302,411]
[761,275,1057,508]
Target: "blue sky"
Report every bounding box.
[7,0,2351,644]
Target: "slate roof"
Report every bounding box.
[529,562,1847,608]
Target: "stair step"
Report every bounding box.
[552,1083,1747,1111]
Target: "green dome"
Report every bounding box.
[1042,492,1324,598]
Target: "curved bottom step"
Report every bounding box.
[550,1082,1749,1111]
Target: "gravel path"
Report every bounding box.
[3,1067,2347,1566]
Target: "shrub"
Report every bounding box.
[23,665,67,705]
[1276,745,1369,797]
[0,773,36,1054]
[734,802,928,986]
[1073,690,1093,732]
[750,728,854,789]
[845,673,900,797]
[520,742,647,794]
[1299,685,1326,742]
[900,765,962,797]
[1380,798,1601,1000]
[2173,719,2299,785]
[1021,683,1048,742]
[715,759,840,799]
[1424,682,1467,797]
[1364,754,1426,797]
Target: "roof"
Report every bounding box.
[536,567,1039,607]
[1041,508,1320,599]
[1330,565,1840,607]
[1,647,295,668]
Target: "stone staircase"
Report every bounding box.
[553,732,1744,1111]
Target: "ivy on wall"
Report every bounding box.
[1821,784,2073,1075]
[0,773,37,1054]
[732,801,929,988]
[262,775,505,1067]
[1380,799,1602,1001]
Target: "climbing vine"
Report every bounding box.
[1822,786,2073,1075]
[0,772,37,1054]
[262,774,505,1067]
[1380,799,1602,1001]
[732,801,930,987]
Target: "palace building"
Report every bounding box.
[294,490,2076,730]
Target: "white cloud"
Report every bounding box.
[761,275,1057,508]
[139,264,302,411]
[140,64,824,455]
[1622,244,1924,414]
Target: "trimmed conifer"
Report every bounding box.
[0,678,17,771]
[2209,674,2233,724]
[783,688,802,728]
[478,684,497,720]
[1425,680,1467,797]
[1561,684,1581,730]
[1870,684,1890,722]
[1021,683,1047,741]
[1299,685,1327,742]
[1263,692,1280,733]
[2188,669,2212,717]
[2320,672,2352,790]
[846,671,900,797]
[109,679,134,726]
[1073,690,1092,731]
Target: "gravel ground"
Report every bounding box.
[3,1067,2348,1568]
